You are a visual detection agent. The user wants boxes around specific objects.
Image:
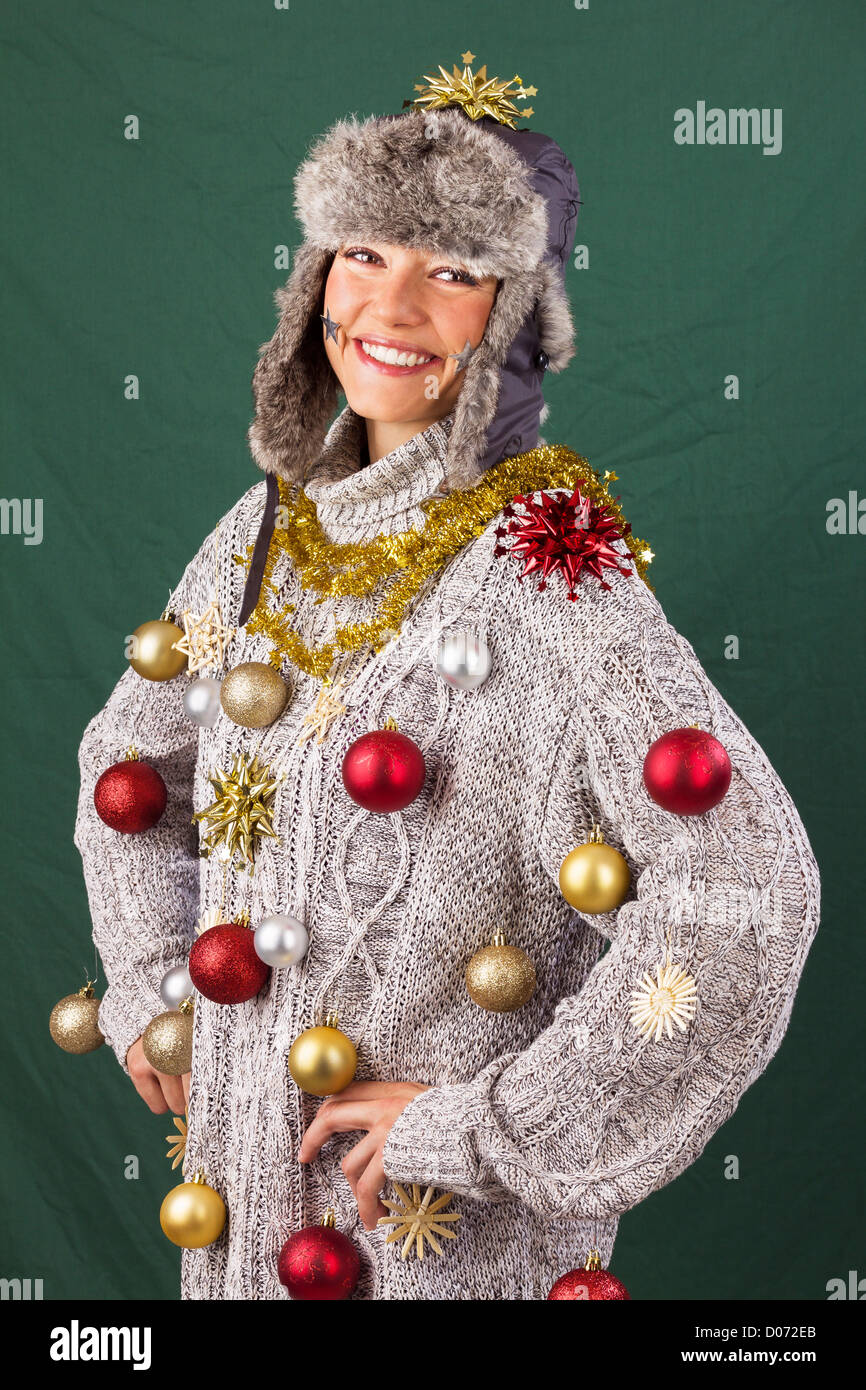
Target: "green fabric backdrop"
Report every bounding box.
[1,0,861,1300]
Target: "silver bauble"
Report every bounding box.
[183,677,222,727]
[160,963,195,1009]
[435,631,491,690]
[253,914,309,968]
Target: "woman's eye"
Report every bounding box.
[433,266,479,286]
[342,247,381,264]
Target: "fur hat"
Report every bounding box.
[246,101,580,494]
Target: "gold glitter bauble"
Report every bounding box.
[128,619,188,681]
[465,933,536,1011]
[49,982,105,1054]
[288,1015,357,1096]
[220,661,290,728]
[142,1001,194,1075]
[159,1169,226,1248]
[559,824,631,914]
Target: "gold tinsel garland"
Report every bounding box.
[233,443,654,680]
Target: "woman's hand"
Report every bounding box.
[126,1036,190,1114]
[298,1080,431,1230]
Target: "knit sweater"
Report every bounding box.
[73,405,821,1300]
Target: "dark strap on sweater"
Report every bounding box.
[238,471,280,626]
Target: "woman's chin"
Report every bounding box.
[342,376,448,424]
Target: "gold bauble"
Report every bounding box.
[220,661,290,728]
[129,618,188,681]
[159,1169,226,1248]
[142,1000,194,1075]
[49,982,105,1054]
[288,1014,357,1096]
[559,823,631,913]
[465,933,536,1011]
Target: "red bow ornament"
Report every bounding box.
[493,484,634,600]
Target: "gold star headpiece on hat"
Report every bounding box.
[405,50,537,129]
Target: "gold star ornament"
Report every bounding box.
[196,906,223,936]
[192,748,282,871]
[172,600,236,674]
[165,1114,187,1171]
[377,1183,461,1260]
[630,961,698,1042]
[296,678,348,747]
[407,53,536,128]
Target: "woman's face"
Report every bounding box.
[321,240,498,425]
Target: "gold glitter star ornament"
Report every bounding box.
[630,961,698,1042]
[191,748,282,870]
[377,1183,461,1260]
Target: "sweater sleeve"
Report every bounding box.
[382,571,822,1220]
[73,527,220,1077]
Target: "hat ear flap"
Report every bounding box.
[534,257,576,372]
[443,269,545,492]
[247,243,339,485]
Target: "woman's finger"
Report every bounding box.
[160,1072,186,1114]
[182,1072,190,1108]
[132,1070,169,1114]
[340,1131,381,1194]
[298,1102,379,1160]
[356,1154,388,1231]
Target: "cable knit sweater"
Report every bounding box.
[73,406,821,1300]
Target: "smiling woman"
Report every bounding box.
[320,241,499,459]
[72,53,820,1303]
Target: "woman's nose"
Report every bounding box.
[368,271,427,327]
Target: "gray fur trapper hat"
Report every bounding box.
[246,72,581,495]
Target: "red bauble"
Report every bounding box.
[643,726,732,816]
[93,755,167,833]
[278,1222,360,1301]
[548,1264,631,1300]
[188,922,270,1004]
[342,727,426,813]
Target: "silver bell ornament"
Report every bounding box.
[435,631,491,690]
[183,676,222,728]
[160,963,195,1010]
[253,913,309,968]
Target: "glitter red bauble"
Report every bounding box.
[643,726,732,816]
[188,923,270,1004]
[341,728,426,813]
[548,1268,631,1300]
[278,1224,361,1301]
[93,758,167,833]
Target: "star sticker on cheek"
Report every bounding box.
[320,307,340,343]
[447,339,475,372]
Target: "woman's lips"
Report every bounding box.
[351,337,441,376]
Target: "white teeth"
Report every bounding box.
[361,340,432,367]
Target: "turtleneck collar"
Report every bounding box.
[302,405,455,542]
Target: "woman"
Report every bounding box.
[74,59,821,1300]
